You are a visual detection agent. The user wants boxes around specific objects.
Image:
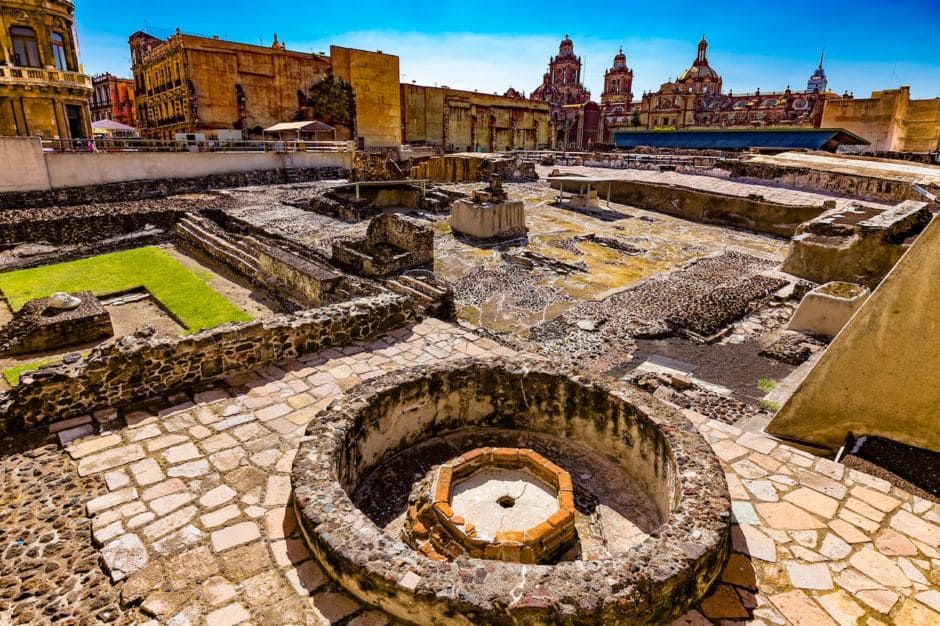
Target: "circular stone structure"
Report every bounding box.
[292,357,731,625]
[403,447,577,564]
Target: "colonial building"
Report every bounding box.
[632,36,841,132]
[129,31,401,146]
[822,86,940,152]
[0,0,92,139]
[600,47,634,142]
[401,83,551,151]
[89,73,135,127]
[531,35,598,149]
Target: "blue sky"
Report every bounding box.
[75,0,940,99]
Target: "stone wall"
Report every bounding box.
[411,154,538,183]
[330,46,402,148]
[331,213,434,277]
[0,292,113,356]
[717,159,935,204]
[552,177,828,237]
[0,204,187,244]
[0,166,347,210]
[0,294,419,432]
[254,244,345,305]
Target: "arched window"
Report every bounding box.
[51,32,68,70]
[10,26,41,67]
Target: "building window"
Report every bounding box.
[51,32,68,70]
[10,26,41,67]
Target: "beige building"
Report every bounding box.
[401,84,551,152]
[0,0,92,139]
[821,86,940,153]
[129,31,402,147]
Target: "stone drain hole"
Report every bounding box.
[497,494,516,508]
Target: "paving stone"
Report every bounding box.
[816,590,867,626]
[202,575,238,606]
[166,546,220,588]
[77,443,146,476]
[241,569,290,607]
[200,484,238,508]
[894,596,940,625]
[783,487,840,518]
[786,561,833,590]
[856,589,899,614]
[219,541,272,580]
[194,388,230,404]
[121,563,165,605]
[699,583,749,619]
[104,470,131,491]
[210,447,247,472]
[141,590,193,619]
[347,611,391,626]
[146,434,189,452]
[211,521,261,552]
[101,533,149,582]
[849,547,912,588]
[201,505,241,528]
[58,424,95,446]
[845,497,887,523]
[793,468,848,500]
[890,509,940,546]
[205,602,250,626]
[288,559,327,593]
[151,493,195,516]
[152,525,205,556]
[87,487,139,515]
[93,520,125,546]
[838,508,880,533]
[167,459,210,477]
[731,524,776,562]
[202,433,239,453]
[769,590,837,626]
[143,505,198,540]
[756,502,826,530]
[264,474,292,506]
[49,414,94,434]
[265,506,297,540]
[128,424,162,442]
[720,553,757,589]
[915,590,940,613]
[130,458,165,486]
[68,433,122,458]
[818,532,852,560]
[827,519,870,544]
[743,479,778,502]
[164,442,201,464]
[736,431,777,454]
[128,511,156,529]
[789,530,818,548]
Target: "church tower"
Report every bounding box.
[602,47,634,107]
[807,51,828,92]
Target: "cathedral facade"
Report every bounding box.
[631,36,843,132]
[531,35,598,148]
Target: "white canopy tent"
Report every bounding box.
[262,120,336,141]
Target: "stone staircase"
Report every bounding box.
[385,272,454,320]
[175,214,260,277]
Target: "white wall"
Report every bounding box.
[2,137,50,192]
[0,138,353,193]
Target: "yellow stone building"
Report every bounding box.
[821,86,940,153]
[129,31,402,147]
[401,84,551,152]
[0,0,92,139]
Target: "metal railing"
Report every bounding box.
[39,138,356,154]
[0,65,91,88]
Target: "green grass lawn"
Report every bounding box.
[2,358,59,387]
[0,247,252,333]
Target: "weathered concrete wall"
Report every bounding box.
[43,151,350,189]
[331,46,401,148]
[552,178,827,237]
[1,294,419,432]
[768,216,940,453]
[0,137,49,192]
[0,137,351,197]
[450,200,527,239]
[786,283,869,339]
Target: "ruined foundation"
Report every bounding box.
[292,358,731,625]
[450,175,527,239]
[0,291,113,356]
[787,281,869,339]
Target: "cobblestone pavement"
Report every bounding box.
[18,318,940,625]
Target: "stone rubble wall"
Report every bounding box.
[0,294,420,433]
[0,291,113,356]
[717,159,939,204]
[0,167,348,210]
[0,205,187,245]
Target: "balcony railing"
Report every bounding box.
[0,65,92,89]
[40,138,357,154]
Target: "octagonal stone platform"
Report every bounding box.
[405,447,576,563]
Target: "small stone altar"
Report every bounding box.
[0,291,113,356]
[450,174,527,239]
[403,447,576,563]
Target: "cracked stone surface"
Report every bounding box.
[11,317,940,625]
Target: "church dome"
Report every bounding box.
[679,64,720,81]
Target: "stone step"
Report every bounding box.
[175,219,260,273]
[396,274,447,298]
[386,280,435,305]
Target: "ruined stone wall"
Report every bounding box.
[717,159,934,203]
[0,205,186,244]
[820,86,940,153]
[254,245,344,305]
[554,178,827,237]
[411,154,538,183]
[0,294,420,432]
[0,166,347,210]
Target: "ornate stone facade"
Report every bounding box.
[90,72,136,127]
[629,37,843,132]
[600,47,634,141]
[531,35,598,149]
[0,0,92,139]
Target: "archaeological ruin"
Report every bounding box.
[0,141,938,626]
